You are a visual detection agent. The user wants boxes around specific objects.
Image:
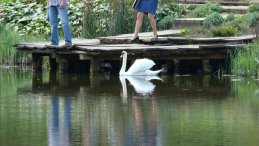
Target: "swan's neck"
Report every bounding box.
[119,54,127,75]
[119,76,127,103]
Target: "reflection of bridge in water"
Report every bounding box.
[17,72,229,145]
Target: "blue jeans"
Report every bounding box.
[49,5,72,45]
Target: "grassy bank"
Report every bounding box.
[0,24,45,65]
[230,41,259,77]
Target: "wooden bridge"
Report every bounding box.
[13,29,255,75]
[13,1,259,75]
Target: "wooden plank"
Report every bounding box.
[223,35,255,42]
[76,44,182,51]
[142,37,169,43]
[79,53,227,60]
[99,29,181,39]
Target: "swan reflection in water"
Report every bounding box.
[119,76,162,101]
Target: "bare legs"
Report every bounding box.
[132,12,144,39]
[148,13,158,38]
[131,12,158,40]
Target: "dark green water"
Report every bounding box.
[1,68,259,146]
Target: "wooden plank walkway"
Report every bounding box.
[13,29,256,74]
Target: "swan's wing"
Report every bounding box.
[125,76,155,94]
[129,75,162,81]
[126,59,155,74]
[143,76,163,81]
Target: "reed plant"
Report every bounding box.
[82,0,193,38]
[83,0,136,38]
[230,41,259,77]
[0,23,45,65]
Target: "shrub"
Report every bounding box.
[188,6,207,18]
[231,16,245,29]
[248,3,259,13]
[186,2,223,18]
[245,12,259,27]
[157,15,175,29]
[205,2,223,13]
[225,13,235,22]
[210,27,224,37]
[203,12,224,28]
[210,26,238,37]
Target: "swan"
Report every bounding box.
[119,51,163,76]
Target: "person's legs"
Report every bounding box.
[49,6,59,45]
[58,4,72,45]
[132,12,145,39]
[148,13,158,38]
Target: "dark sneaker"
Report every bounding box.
[128,36,139,43]
[151,36,158,42]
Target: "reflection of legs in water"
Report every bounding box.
[49,96,72,146]
[49,96,60,146]
[133,98,157,145]
[61,97,72,146]
[133,99,144,144]
[148,98,157,145]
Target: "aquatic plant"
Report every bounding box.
[230,41,259,77]
[0,23,45,65]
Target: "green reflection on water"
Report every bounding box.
[0,69,49,146]
[1,69,259,146]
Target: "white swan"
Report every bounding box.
[119,51,163,76]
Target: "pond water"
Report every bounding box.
[1,69,259,146]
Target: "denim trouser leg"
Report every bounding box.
[49,6,59,45]
[49,5,72,45]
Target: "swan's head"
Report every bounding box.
[120,51,127,58]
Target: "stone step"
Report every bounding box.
[176,0,258,6]
[222,6,248,14]
[172,13,243,29]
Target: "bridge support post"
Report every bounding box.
[166,60,174,75]
[90,59,101,76]
[32,54,43,72]
[58,58,69,74]
[203,60,211,74]
[32,72,42,88]
[49,57,57,72]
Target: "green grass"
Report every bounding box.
[0,0,10,3]
[230,41,259,77]
[0,23,45,65]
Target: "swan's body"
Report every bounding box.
[119,51,163,76]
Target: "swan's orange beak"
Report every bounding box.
[120,55,123,58]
